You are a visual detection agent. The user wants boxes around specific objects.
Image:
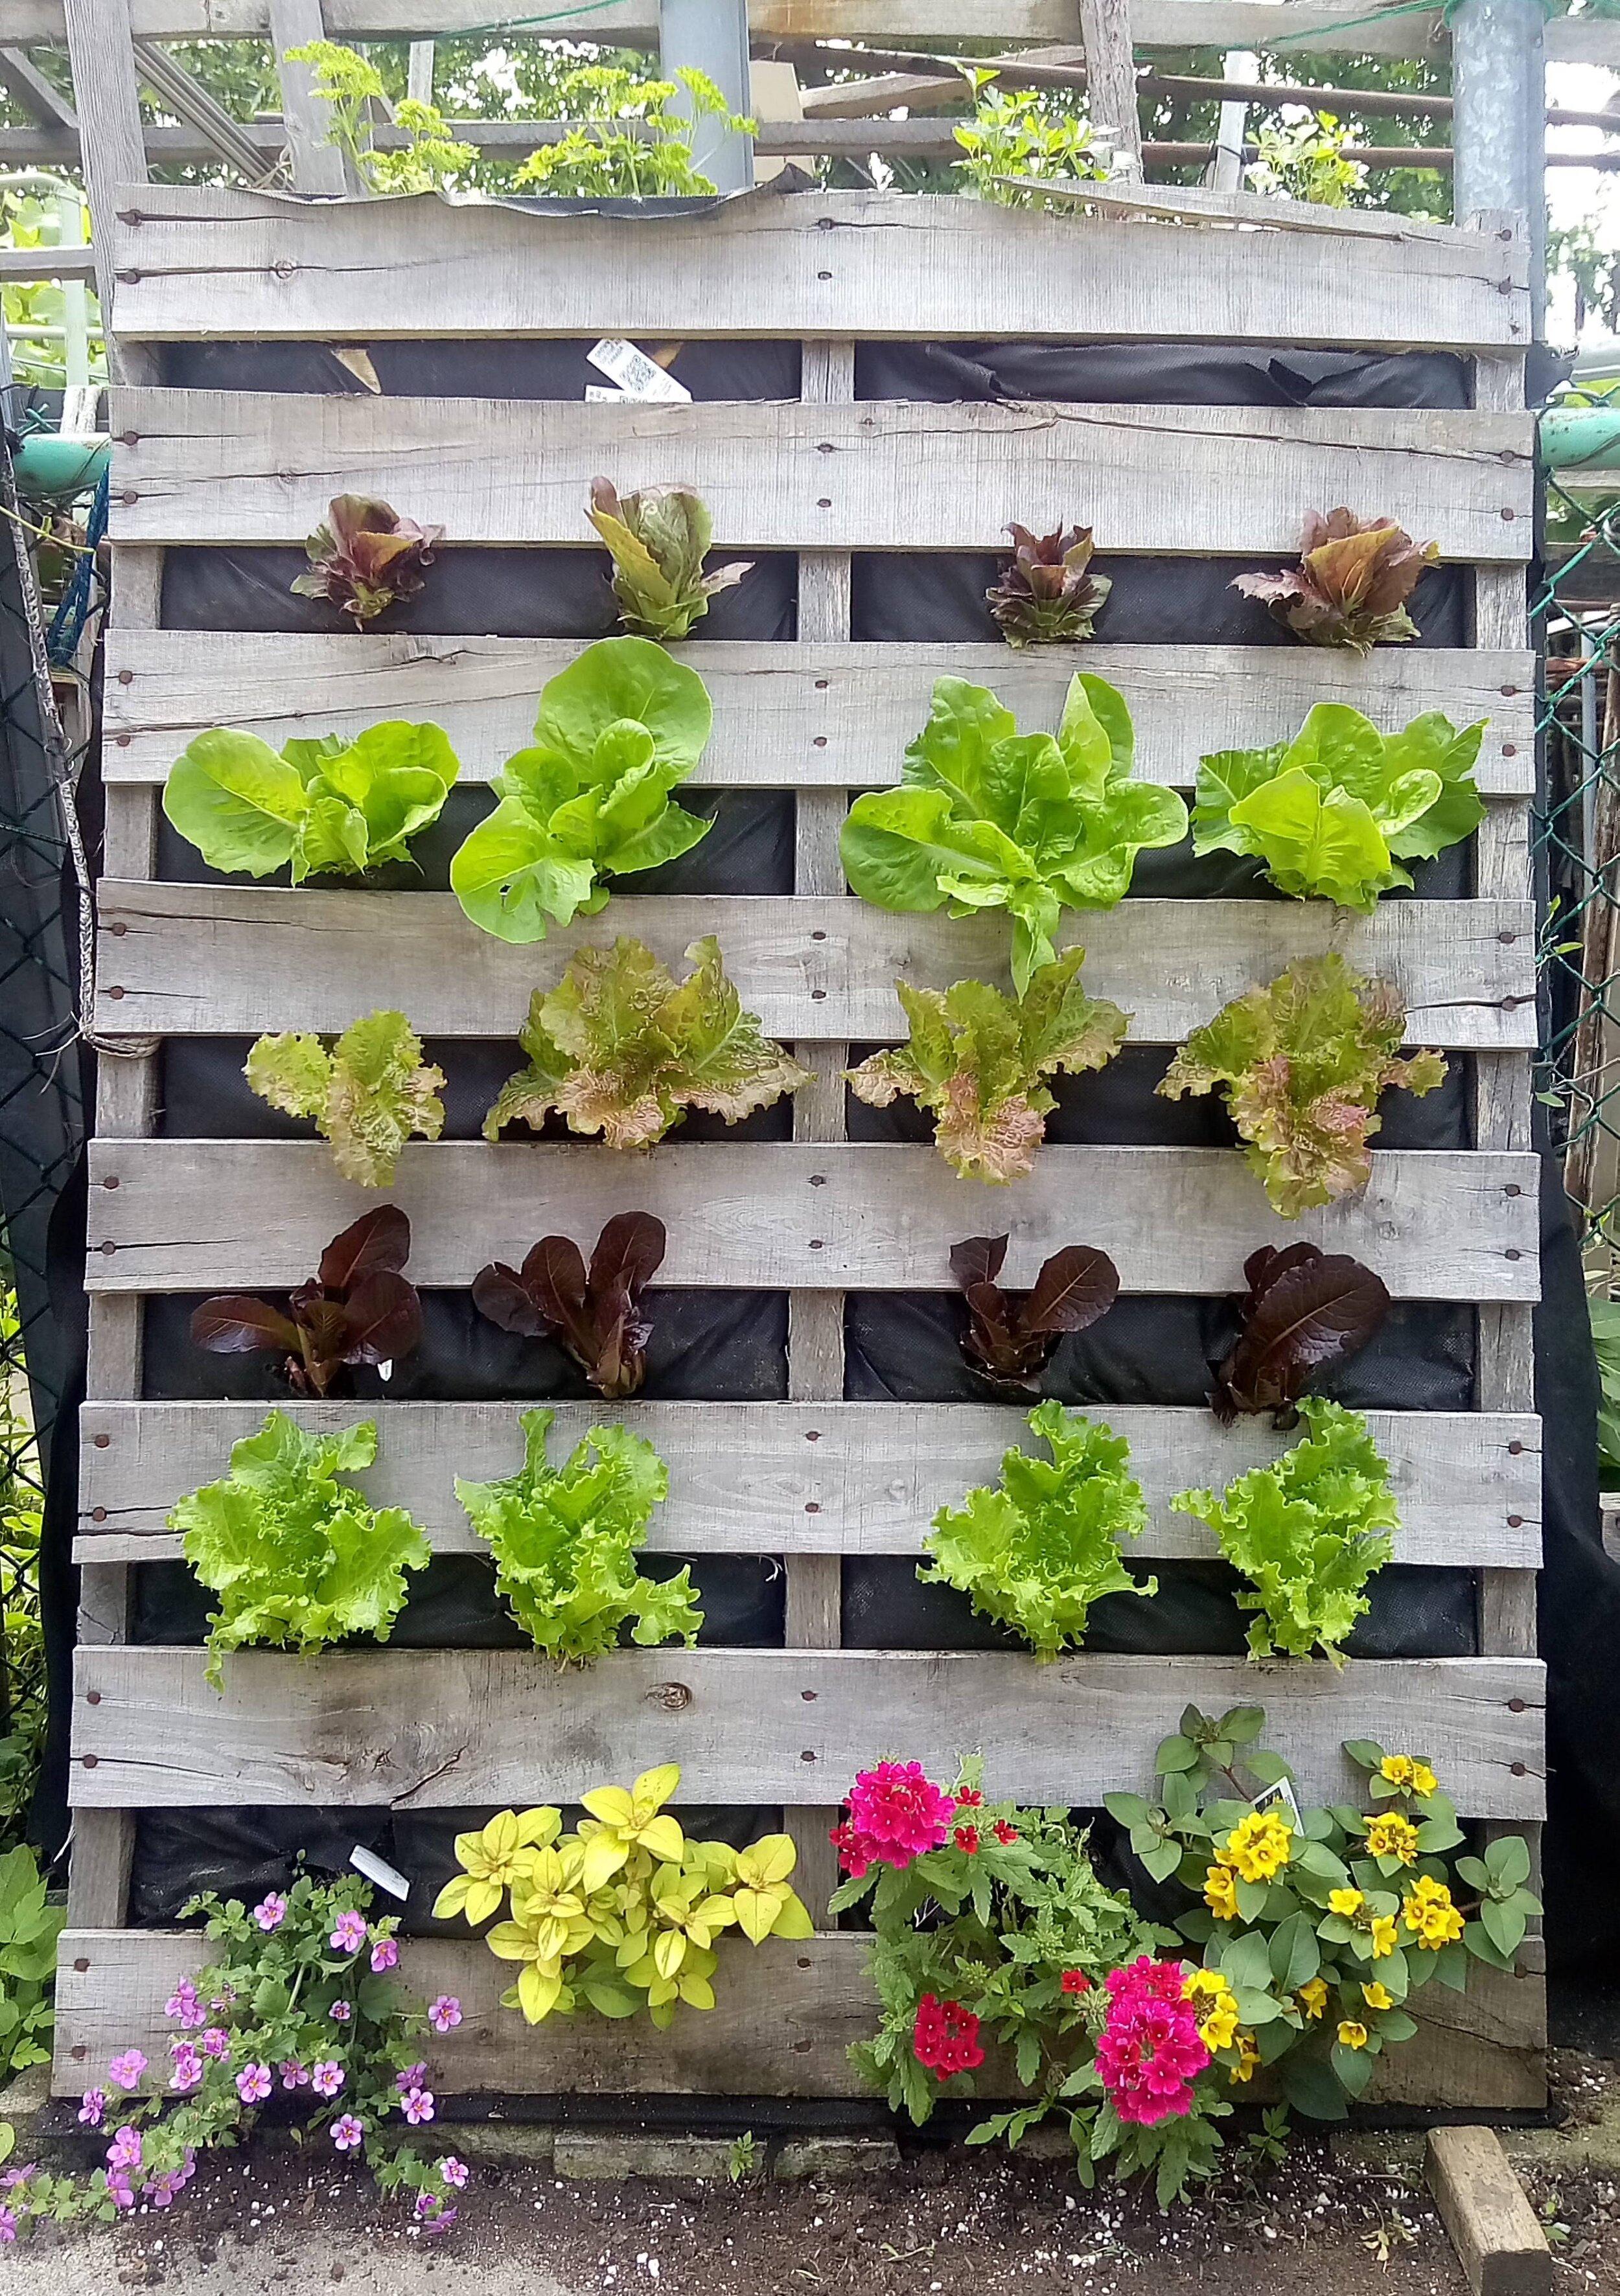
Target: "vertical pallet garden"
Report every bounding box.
[57,184,1547,2107]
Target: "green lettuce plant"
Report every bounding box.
[246,1011,445,1188]
[846,948,1128,1183]
[455,1408,700,1663]
[0,1844,64,2082]
[921,1402,1155,1659]
[1170,1399,1398,1662]
[162,721,459,883]
[1157,955,1445,1217]
[840,673,1187,994]
[588,479,752,641]
[485,934,809,1151]
[1192,703,1485,910]
[450,637,714,945]
[171,1411,430,1687]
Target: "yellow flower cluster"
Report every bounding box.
[1402,1874,1464,1951]
[1183,1966,1240,2052]
[1203,1861,1240,1922]
[1229,2030,1261,2085]
[1218,1809,1296,1883]
[1379,1754,1439,1798]
[1297,1977,1329,2020]
[1362,1812,1421,1866]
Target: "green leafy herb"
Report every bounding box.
[1170,1398,1398,1662]
[0,1844,64,2081]
[846,949,1128,1183]
[588,478,752,641]
[161,719,459,884]
[840,673,1187,994]
[511,63,757,198]
[1192,703,1485,911]
[1231,509,1437,652]
[484,934,810,1151]
[455,1407,700,1663]
[922,1400,1155,1659]
[987,523,1112,649]
[172,1410,430,1688]
[284,41,476,192]
[449,636,713,945]
[951,68,1105,209]
[1157,956,1445,1217]
[246,1011,446,1188]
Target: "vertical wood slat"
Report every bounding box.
[1077,0,1144,177]
[58,0,158,388]
[268,0,351,195]
[785,338,855,1916]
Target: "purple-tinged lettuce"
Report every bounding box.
[587,477,752,641]
[291,494,443,626]
[246,1011,445,1188]
[1231,509,1439,655]
[191,1205,422,1398]
[951,1233,1120,1394]
[1209,1243,1389,1425]
[472,1213,666,1400]
[986,523,1112,649]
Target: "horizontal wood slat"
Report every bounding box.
[69,1648,1545,1815]
[52,1928,1544,2107]
[108,186,1529,352]
[74,1400,1544,1570]
[95,886,1538,1051]
[83,1140,1542,1301]
[109,391,1536,562]
[101,631,1540,798]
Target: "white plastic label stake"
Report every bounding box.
[584,384,632,402]
[1249,1776,1303,1830]
[351,1845,411,1901]
[586,338,691,403]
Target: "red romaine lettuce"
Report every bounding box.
[190,1205,422,1397]
[1210,1243,1390,1425]
[472,1212,667,1401]
[951,1233,1120,1394]
[290,494,443,626]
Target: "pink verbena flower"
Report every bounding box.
[428,1995,461,2034]
[77,2087,108,2129]
[329,1999,353,2024]
[252,1892,288,1933]
[106,2126,143,2173]
[331,2114,365,2153]
[439,2156,469,2190]
[280,2060,310,2091]
[165,1979,205,2030]
[400,2086,435,2126]
[395,2063,427,2093]
[330,1911,367,1955]
[236,2061,272,2104]
[832,1762,956,1877]
[170,2042,203,2094]
[108,2049,146,2092]
[370,1935,399,1973]
[1094,1957,1210,2128]
[201,2027,231,2060]
[310,2060,345,2099]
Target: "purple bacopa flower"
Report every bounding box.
[0,2205,16,2244]
[439,2155,469,2190]
[252,1892,288,1933]
[395,2063,426,2093]
[77,2087,108,2129]
[235,2061,272,2104]
[330,2113,365,2153]
[108,2049,147,2092]
[413,2194,456,2235]
[329,1910,367,1955]
[329,1998,353,2024]
[428,1994,462,2034]
[279,2060,309,2090]
[310,2060,345,2099]
[400,2085,435,2127]
[165,1979,205,2030]
[106,2126,143,2172]
[369,1936,399,1973]
[201,2027,231,2060]
[170,2043,203,2094]
[106,2173,135,2212]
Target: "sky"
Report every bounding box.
[1546,61,1620,350]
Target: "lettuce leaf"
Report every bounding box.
[1192,704,1485,910]
[1169,1397,1398,1662]
[846,948,1128,1182]
[840,672,1188,994]
[1210,1243,1389,1425]
[246,1011,446,1188]
[455,1407,700,1662]
[450,636,714,944]
[587,477,752,641]
[162,720,458,883]
[484,934,810,1151]
[172,1410,430,1688]
[921,1399,1155,1660]
[1157,954,1445,1217]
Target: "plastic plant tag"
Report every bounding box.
[1250,1776,1303,1830]
[351,1844,411,1901]
[586,339,691,404]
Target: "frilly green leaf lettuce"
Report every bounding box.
[921,1399,1155,1660]
[1169,1398,1398,1663]
[846,948,1128,1182]
[162,720,459,883]
[171,1409,430,1688]
[484,934,810,1151]
[454,1407,700,1662]
[1157,955,1445,1217]
[840,673,1188,994]
[246,1010,446,1188]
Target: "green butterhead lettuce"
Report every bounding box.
[246,1009,446,1188]
[922,1399,1155,1660]
[162,720,458,882]
[172,1410,430,1688]
[1170,1397,1398,1663]
[450,636,714,943]
[1193,704,1485,910]
[840,673,1188,994]
[455,1407,700,1663]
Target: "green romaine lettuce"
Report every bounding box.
[172,1410,430,1688]
[1192,703,1485,910]
[921,1399,1155,1660]
[840,673,1188,994]
[450,636,714,943]
[1170,1397,1398,1662]
[161,720,459,882]
[246,1009,445,1188]
[455,1407,700,1662]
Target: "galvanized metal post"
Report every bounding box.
[1452,0,1546,317]
[658,0,754,193]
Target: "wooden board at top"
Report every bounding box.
[69,1647,1546,1816]
[108,186,1529,353]
[109,392,1536,562]
[84,1139,1542,1301]
[74,1399,1545,1570]
[101,631,1541,798]
[95,886,1538,1051]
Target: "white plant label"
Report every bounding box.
[351,1845,411,1901]
[586,338,691,403]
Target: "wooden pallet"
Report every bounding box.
[58,181,1547,2111]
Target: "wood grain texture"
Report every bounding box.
[60,0,156,385]
[69,1649,1545,1815]
[100,631,1540,796]
[106,184,1529,352]
[49,1927,1545,2106]
[1426,2126,1553,2296]
[82,1139,1543,1301]
[108,391,1535,561]
[93,886,1538,1050]
[74,1400,1544,1569]
[268,0,352,195]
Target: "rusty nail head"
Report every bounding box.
[805,1500,820,1514]
[103,1175,119,1189]
[1500,508,1515,521]
[94,1433,110,1449]
[1508,1441,1524,1456]
[87,1691,101,1705]
[91,1507,106,1522]
[108,986,125,1001]
[74,1957,89,1973]
[805,1429,820,1441]
[811,930,827,943]
[1505,1183,1522,1197]
[110,922,126,937]
[1501,685,1518,697]
[82,1754,98,1768]
[813,735,828,748]
[1509,1697,1527,1713]
[117,670,134,685]
[800,1750,816,1763]
[817,498,832,509]
[1498,932,1516,945]
[71,2045,86,2061]
[796,1957,812,1970]
[1510,1761,1527,1776]
[802,1690,817,1702]
[1507,1514,1524,1528]
[1502,744,1518,757]
[115,735,132,748]
[1505,1248,1522,1261]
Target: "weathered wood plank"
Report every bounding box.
[106,185,1527,352]
[69,1649,1545,1815]
[82,1140,1542,1301]
[74,1400,1544,1569]
[109,391,1535,561]
[50,1926,1544,2106]
[100,631,1540,798]
[93,886,1538,1051]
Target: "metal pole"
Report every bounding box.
[1452,0,1546,319]
[658,0,754,193]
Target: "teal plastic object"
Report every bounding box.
[12,432,109,498]
[1539,406,1620,476]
